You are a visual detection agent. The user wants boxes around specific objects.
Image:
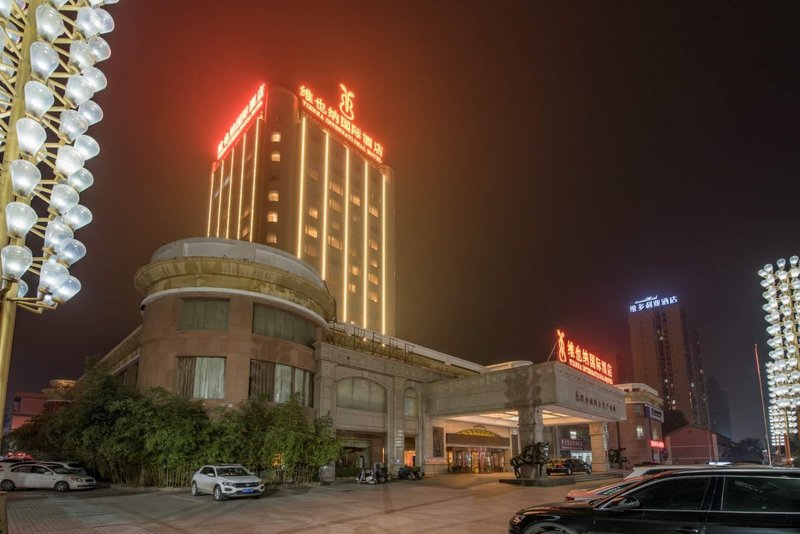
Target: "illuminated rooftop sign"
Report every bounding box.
[217,83,266,160]
[556,329,613,385]
[629,295,678,313]
[299,83,385,164]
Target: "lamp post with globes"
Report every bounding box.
[759,256,800,465]
[0,0,117,433]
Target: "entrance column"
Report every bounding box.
[517,405,544,478]
[589,422,610,473]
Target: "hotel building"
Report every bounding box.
[627,295,710,429]
[206,83,396,336]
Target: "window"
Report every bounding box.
[179,299,229,331]
[305,225,318,238]
[350,265,360,276]
[267,212,278,223]
[351,194,361,206]
[269,172,279,181]
[266,232,277,244]
[628,477,711,510]
[336,377,385,412]
[721,476,800,512]
[404,388,418,416]
[369,239,378,251]
[330,182,343,195]
[329,198,341,212]
[328,235,342,250]
[252,303,316,347]
[348,283,357,294]
[636,425,645,439]
[268,191,279,201]
[303,243,317,257]
[308,207,319,219]
[270,132,281,142]
[249,359,313,406]
[368,273,379,285]
[249,359,274,399]
[241,227,249,238]
[369,205,379,217]
[308,168,319,181]
[368,291,378,302]
[331,220,341,231]
[569,430,578,440]
[176,356,225,399]
[270,151,281,162]
[274,364,293,404]
[369,257,378,268]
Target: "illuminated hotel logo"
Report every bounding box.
[217,83,266,160]
[299,83,385,164]
[556,329,614,384]
[628,294,678,313]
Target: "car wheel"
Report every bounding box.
[191,482,200,496]
[566,467,572,475]
[54,481,69,492]
[1,479,15,491]
[523,526,572,534]
[213,485,225,501]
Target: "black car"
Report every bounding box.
[509,467,800,533]
[546,458,592,476]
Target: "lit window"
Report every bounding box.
[350,266,360,276]
[368,291,378,303]
[266,232,277,244]
[331,220,341,231]
[241,227,249,238]
[368,205,379,217]
[308,207,319,219]
[329,199,341,212]
[308,168,319,180]
[369,239,378,251]
[369,257,378,268]
[368,273,379,285]
[270,151,281,162]
[305,225,318,238]
[267,212,278,223]
[330,182,343,195]
[636,425,645,440]
[243,207,251,218]
[268,191,279,202]
[351,194,361,206]
[270,132,281,143]
[348,283,357,294]
[569,430,578,440]
[328,235,342,250]
[303,244,317,257]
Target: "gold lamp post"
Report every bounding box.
[0,0,117,434]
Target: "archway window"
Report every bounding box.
[336,377,385,412]
[403,388,418,416]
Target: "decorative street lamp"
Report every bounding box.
[0,0,118,430]
[758,256,800,463]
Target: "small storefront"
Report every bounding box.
[339,432,386,468]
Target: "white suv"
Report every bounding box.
[191,464,265,501]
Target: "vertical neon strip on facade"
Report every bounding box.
[206,169,215,237]
[321,132,330,279]
[215,159,225,237]
[248,120,260,242]
[296,117,307,257]
[236,132,247,239]
[342,149,350,323]
[381,173,386,334]
[363,160,369,329]
[225,147,235,239]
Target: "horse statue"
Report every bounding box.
[510,441,548,478]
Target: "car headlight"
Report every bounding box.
[221,481,234,487]
[70,476,82,481]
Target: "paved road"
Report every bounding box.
[6,473,609,533]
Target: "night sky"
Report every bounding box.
[8,1,800,442]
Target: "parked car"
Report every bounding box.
[191,464,265,501]
[624,463,737,479]
[509,467,800,534]
[0,463,96,492]
[39,461,87,475]
[565,476,647,502]
[546,458,592,475]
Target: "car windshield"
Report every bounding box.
[52,467,73,474]
[217,467,249,477]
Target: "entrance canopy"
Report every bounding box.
[426,361,625,424]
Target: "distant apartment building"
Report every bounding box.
[608,383,665,466]
[628,295,710,428]
[207,83,396,335]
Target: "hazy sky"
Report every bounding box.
[8,0,800,442]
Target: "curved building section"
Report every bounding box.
[133,237,335,408]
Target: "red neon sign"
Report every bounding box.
[650,440,665,449]
[216,84,266,160]
[556,329,614,385]
[299,84,384,164]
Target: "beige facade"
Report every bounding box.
[628,301,710,428]
[100,238,628,477]
[607,383,665,466]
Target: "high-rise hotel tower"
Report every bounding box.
[627,295,710,428]
[206,83,396,335]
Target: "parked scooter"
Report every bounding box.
[374,463,390,483]
[397,465,422,480]
[357,468,378,484]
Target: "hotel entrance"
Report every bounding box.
[447,447,506,473]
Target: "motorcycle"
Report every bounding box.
[397,465,422,480]
[357,468,378,484]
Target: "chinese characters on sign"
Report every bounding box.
[217,84,266,160]
[556,329,614,384]
[649,439,665,449]
[574,390,618,412]
[628,295,678,313]
[299,84,385,164]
